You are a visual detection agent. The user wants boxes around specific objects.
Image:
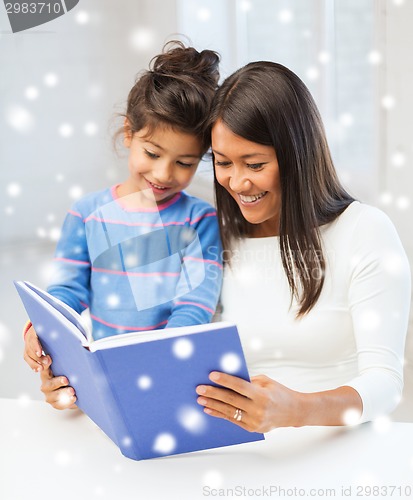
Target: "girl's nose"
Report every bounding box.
[153,162,174,185]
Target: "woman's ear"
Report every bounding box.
[123,118,132,148]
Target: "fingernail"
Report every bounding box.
[196,386,206,395]
[210,372,220,381]
[197,397,207,405]
[42,358,48,365]
[36,351,41,357]
[61,377,66,384]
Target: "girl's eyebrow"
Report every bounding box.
[145,140,201,158]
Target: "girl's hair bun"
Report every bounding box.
[151,40,220,89]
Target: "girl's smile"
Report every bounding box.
[119,125,203,204]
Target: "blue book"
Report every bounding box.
[15,281,264,460]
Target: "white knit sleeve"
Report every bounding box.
[345,206,411,422]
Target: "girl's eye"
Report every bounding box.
[144,150,159,159]
[177,161,194,168]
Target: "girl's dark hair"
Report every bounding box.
[122,40,220,154]
[210,61,355,318]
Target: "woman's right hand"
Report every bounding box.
[23,325,49,372]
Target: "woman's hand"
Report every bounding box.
[23,325,49,372]
[196,372,303,433]
[39,355,78,410]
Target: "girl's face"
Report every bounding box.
[212,120,281,237]
[122,124,203,204]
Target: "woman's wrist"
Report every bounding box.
[294,386,363,427]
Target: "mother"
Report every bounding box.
[196,61,411,432]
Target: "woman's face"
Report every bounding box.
[212,120,281,237]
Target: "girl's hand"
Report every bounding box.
[23,325,49,372]
[40,355,78,410]
[196,372,303,433]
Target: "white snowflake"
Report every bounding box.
[7,182,22,197]
[6,105,34,133]
[368,50,382,65]
[395,196,410,211]
[379,191,393,206]
[359,310,381,331]
[84,122,98,136]
[220,352,242,374]
[197,7,211,22]
[17,394,32,408]
[136,375,152,390]
[278,8,293,23]
[25,86,39,100]
[240,0,252,12]
[69,186,83,200]
[306,66,319,81]
[121,436,132,447]
[107,294,120,307]
[249,337,262,351]
[129,28,155,52]
[381,95,396,110]
[44,72,59,87]
[75,10,89,24]
[54,450,72,466]
[391,151,406,168]
[152,433,176,455]
[177,405,207,434]
[341,408,361,426]
[202,470,224,488]
[339,113,354,127]
[59,123,74,138]
[372,415,392,433]
[49,227,61,242]
[172,338,194,359]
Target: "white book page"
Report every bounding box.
[89,321,235,352]
[22,281,92,344]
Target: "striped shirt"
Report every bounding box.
[48,185,223,339]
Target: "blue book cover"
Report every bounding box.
[15,281,264,460]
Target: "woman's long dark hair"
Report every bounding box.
[210,61,355,318]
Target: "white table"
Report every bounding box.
[1,398,412,500]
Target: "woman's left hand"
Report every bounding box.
[196,371,303,433]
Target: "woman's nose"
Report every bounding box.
[229,169,251,193]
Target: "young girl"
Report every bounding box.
[23,41,223,409]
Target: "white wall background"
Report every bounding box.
[0,1,412,418]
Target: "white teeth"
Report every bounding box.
[239,192,266,203]
[151,182,167,190]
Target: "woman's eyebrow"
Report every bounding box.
[213,149,269,159]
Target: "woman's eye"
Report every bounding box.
[247,163,265,170]
[144,150,159,159]
[215,161,231,167]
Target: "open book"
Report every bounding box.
[15,281,264,460]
